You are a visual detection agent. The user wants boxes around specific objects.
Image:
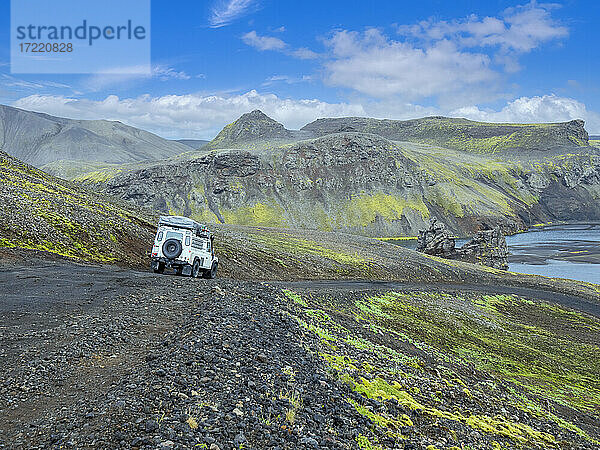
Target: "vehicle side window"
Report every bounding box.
[185,236,191,246]
[207,241,211,252]
[157,231,163,242]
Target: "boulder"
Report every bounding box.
[416,218,456,257]
[456,227,509,270]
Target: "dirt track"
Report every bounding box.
[1,257,599,449]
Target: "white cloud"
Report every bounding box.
[242,31,319,59]
[397,1,567,73]
[0,74,76,93]
[209,0,256,28]
[324,29,497,99]
[81,65,194,92]
[242,31,287,51]
[323,2,567,100]
[451,95,600,133]
[12,90,366,139]
[399,1,567,53]
[292,48,319,60]
[11,91,600,138]
[152,65,192,81]
[262,75,313,85]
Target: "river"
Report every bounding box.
[388,223,600,285]
[506,223,600,285]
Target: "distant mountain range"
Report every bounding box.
[0,103,591,170]
[0,104,191,167]
[1,103,597,236]
[203,109,590,156]
[173,139,209,149]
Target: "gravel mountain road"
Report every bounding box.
[1,256,599,449]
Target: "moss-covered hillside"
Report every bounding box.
[82,132,600,237]
[0,151,156,265]
[279,286,600,448]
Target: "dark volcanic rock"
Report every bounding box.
[457,227,509,270]
[90,139,600,237]
[416,218,456,257]
[417,219,508,270]
[1,259,598,449]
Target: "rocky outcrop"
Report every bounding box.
[99,133,438,235]
[416,218,455,257]
[458,227,509,270]
[417,219,508,270]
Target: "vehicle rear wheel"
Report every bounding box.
[153,262,165,274]
[192,259,201,278]
[204,261,218,279]
[162,239,183,259]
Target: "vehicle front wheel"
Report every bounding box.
[153,262,165,274]
[204,261,218,279]
[192,259,201,278]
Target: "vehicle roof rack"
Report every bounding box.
[158,215,211,236]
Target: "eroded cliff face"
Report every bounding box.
[524,154,600,222]
[92,132,600,237]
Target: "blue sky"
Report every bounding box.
[1,0,599,138]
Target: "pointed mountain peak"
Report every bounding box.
[207,110,292,149]
[239,109,273,120]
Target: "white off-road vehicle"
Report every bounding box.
[150,216,218,278]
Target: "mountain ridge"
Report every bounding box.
[173,139,209,149]
[301,115,590,154]
[204,109,310,150]
[0,104,191,167]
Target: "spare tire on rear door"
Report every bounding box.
[162,238,183,259]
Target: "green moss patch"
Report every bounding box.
[281,287,600,447]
